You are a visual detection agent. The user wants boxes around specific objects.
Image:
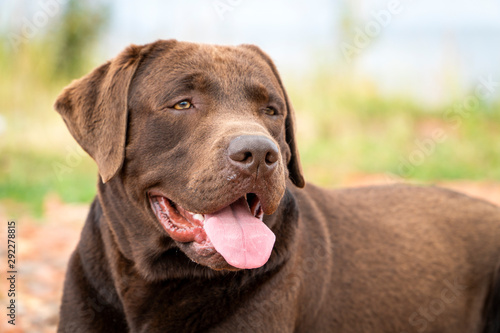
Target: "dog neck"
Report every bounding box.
[73,179,300,330]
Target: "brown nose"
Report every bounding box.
[228,135,279,176]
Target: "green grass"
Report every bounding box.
[0,148,97,217]
[287,72,500,185]
[0,41,99,217]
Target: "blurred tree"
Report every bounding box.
[51,0,109,80]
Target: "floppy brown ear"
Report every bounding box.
[282,93,305,187]
[240,45,305,188]
[54,44,152,183]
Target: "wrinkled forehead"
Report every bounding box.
[129,42,285,107]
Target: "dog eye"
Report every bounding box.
[173,100,192,110]
[263,107,277,116]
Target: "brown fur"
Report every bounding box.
[55,40,500,332]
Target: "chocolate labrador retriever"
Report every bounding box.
[55,40,500,332]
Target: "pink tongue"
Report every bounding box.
[204,198,276,269]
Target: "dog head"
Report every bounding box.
[55,40,304,275]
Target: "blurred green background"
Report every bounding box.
[1,0,499,218]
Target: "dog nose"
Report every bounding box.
[228,135,279,175]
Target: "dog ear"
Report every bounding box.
[283,92,305,188]
[54,43,153,183]
[240,45,305,188]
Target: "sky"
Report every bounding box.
[2,0,500,103]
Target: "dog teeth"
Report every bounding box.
[193,214,205,222]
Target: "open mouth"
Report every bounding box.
[148,193,275,269]
[149,194,264,242]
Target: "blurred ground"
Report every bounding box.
[0,178,499,333]
[0,195,87,333]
